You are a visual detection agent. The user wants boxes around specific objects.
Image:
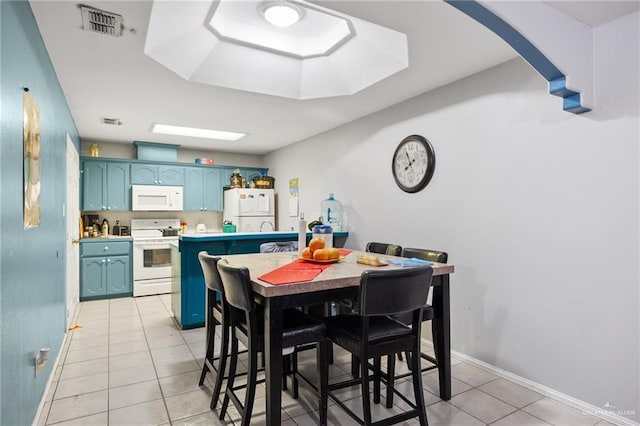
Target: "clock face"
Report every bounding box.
[392,135,435,193]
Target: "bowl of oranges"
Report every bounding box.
[300,237,342,263]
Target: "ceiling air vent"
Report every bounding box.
[80,5,123,37]
[101,117,122,125]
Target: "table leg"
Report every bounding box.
[264,297,283,425]
[432,274,451,400]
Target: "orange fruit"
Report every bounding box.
[313,248,329,260]
[327,248,340,260]
[301,247,312,259]
[308,237,325,253]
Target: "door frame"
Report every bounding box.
[65,134,80,328]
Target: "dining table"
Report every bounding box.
[220,249,455,425]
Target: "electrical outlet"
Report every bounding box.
[34,348,50,376]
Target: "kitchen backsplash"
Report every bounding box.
[82,210,224,234]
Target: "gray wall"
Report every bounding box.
[266,13,640,420]
[0,2,81,424]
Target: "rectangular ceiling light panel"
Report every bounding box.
[152,123,246,141]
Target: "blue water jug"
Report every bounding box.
[321,193,342,232]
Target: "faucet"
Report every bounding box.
[260,220,274,232]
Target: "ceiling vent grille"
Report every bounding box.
[101,117,122,125]
[80,5,123,37]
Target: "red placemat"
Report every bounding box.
[258,259,335,285]
[338,248,352,256]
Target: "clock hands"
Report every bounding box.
[404,149,416,171]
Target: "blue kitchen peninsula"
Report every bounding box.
[171,231,349,329]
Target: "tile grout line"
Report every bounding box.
[137,296,183,425]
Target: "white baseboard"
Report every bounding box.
[32,302,81,426]
[448,347,638,426]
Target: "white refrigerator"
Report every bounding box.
[223,188,276,233]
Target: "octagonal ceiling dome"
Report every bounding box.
[144,0,408,99]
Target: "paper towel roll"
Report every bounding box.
[298,213,306,257]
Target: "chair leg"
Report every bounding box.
[210,321,229,410]
[360,353,373,425]
[241,340,258,426]
[351,354,360,379]
[219,333,238,420]
[292,351,299,399]
[199,317,216,385]
[373,357,381,404]
[317,341,329,426]
[386,353,396,408]
[283,355,290,392]
[410,346,428,426]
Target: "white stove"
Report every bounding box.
[131,219,180,297]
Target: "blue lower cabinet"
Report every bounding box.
[80,240,132,301]
[172,232,348,329]
[81,257,107,297]
[174,241,227,329]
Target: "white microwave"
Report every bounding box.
[131,185,183,211]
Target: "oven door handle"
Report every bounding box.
[136,243,172,250]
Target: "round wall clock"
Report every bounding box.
[392,135,436,193]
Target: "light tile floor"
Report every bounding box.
[36,296,615,426]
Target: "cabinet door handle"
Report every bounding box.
[107,259,111,263]
[203,208,207,211]
[104,247,109,251]
[102,206,106,210]
[102,259,106,263]
[158,180,162,184]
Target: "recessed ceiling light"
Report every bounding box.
[262,2,301,28]
[152,123,246,141]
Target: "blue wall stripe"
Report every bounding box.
[444,0,591,114]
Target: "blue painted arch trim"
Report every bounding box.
[444,0,590,114]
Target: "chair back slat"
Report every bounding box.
[217,260,255,313]
[198,251,224,292]
[365,242,402,257]
[402,247,448,263]
[359,265,433,317]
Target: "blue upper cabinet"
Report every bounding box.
[159,166,184,185]
[82,159,130,211]
[184,167,204,211]
[82,161,106,211]
[184,166,222,211]
[106,162,130,210]
[131,163,184,186]
[81,157,263,212]
[203,168,222,211]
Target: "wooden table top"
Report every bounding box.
[220,250,454,298]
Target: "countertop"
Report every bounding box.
[180,230,348,242]
[80,235,133,241]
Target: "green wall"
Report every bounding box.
[0,1,80,424]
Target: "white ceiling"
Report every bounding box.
[28,1,637,155]
[543,0,639,27]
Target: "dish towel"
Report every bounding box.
[258,249,352,285]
